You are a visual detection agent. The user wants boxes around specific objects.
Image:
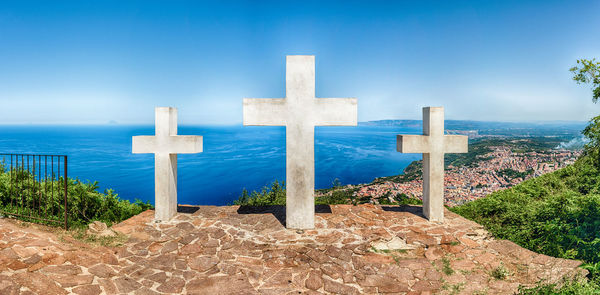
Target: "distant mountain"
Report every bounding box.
[360,120,587,138]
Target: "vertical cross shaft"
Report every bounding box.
[286,56,316,229]
[243,55,357,229]
[422,107,445,221]
[132,107,203,221]
[154,108,178,221]
[397,107,468,222]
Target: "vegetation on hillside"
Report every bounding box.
[453,155,600,293]
[233,179,423,206]
[452,155,600,271]
[375,137,564,185]
[452,58,600,294]
[570,59,600,103]
[0,163,152,228]
[572,59,600,163]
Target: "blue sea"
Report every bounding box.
[0,125,422,205]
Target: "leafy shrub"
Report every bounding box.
[0,163,152,228]
[452,155,600,289]
[395,193,423,205]
[490,264,510,280]
[234,180,422,206]
[518,277,600,294]
[234,180,286,206]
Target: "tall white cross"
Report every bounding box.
[243,55,358,229]
[132,107,203,221]
[396,107,468,222]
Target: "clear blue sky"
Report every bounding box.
[0,0,598,124]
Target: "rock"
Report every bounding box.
[0,204,590,295]
[0,275,19,295]
[88,264,117,278]
[41,264,82,275]
[97,278,118,294]
[186,275,256,294]
[23,254,42,265]
[87,221,116,237]
[323,278,360,295]
[305,271,323,290]
[114,277,142,293]
[156,277,185,293]
[147,272,168,284]
[188,256,219,272]
[49,274,94,288]
[72,285,102,295]
[371,236,417,251]
[13,272,67,295]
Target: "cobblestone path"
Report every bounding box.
[0,205,586,294]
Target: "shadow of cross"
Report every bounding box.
[243,55,358,229]
[396,107,468,222]
[132,107,203,221]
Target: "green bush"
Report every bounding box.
[0,163,152,228]
[452,155,600,292]
[518,277,600,294]
[395,193,423,205]
[234,180,286,206]
[234,180,422,207]
[234,180,361,206]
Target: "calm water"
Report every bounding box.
[0,125,421,205]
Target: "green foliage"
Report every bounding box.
[452,152,600,292]
[570,58,600,103]
[571,58,600,165]
[234,180,419,206]
[0,163,152,228]
[64,226,129,247]
[582,115,600,163]
[64,179,153,227]
[490,264,510,280]
[394,193,423,205]
[233,180,286,206]
[518,277,600,294]
[442,257,454,275]
[316,188,358,205]
[377,192,395,205]
[452,155,600,284]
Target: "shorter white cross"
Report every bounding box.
[396,107,468,222]
[132,107,203,221]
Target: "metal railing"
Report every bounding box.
[0,154,68,229]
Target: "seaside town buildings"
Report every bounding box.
[353,145,581,206]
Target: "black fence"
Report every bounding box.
[0,154,68,229]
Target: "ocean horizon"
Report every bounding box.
[0,124,424,206]
[0,121,585,206]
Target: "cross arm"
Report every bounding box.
[132,136,203,154]
[132,136,156,154]
[313,98,358,126]
[396,135,430,153]
[443,135,468,153]
[243,98,287,126]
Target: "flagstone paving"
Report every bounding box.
[0,204,587,294]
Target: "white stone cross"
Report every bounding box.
[132,107,203,221]
[243,55,358,229]
[396,107,468,222]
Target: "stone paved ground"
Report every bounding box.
[0,204,587,294]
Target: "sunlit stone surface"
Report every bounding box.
[132,107,203,221]
[397,107,468,222]
[243,55,358,229]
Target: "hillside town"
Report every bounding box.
[352,142,582,206]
